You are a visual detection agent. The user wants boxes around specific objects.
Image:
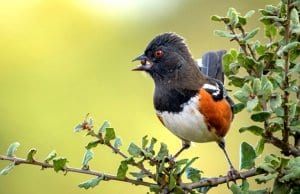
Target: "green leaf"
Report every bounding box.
[256,45,267,55]
[251,111,271,122]
[252,78,261,95]
[240,142,257,170]
[74,124,84,132]
[214,30,235,38]
[6,142,20,157]
[244,10,255,18]
[260,16,284,25]
[240,179,249,191]
[86,140,101,149]
[117,160,128,179]
[114,137,122,149]
[82,149,93,169]
[98,120,110,134]
[44,150,57,163]
[156,143,169,161]
[185,167,201,182]
[129,171,148,180]
[150,185,161,193]
[78,176,103,189]
[244,28,259,41]
[277,42,300,56]
[142,135,149,149]
[265,24,277,38]
[270,93,282,111]
[53,157,68,172]
[273,179,291,194]
[255,173,277,184]
[147,137,157,153]
[229,75,245,87]
[233,84,251,103]
[239,125,264,136]
[233,103,245,114]
[169,174,176,190]
[211,15,222,22]
[26,148,37,162]
[128,143,142,157]
[261,76,273,100]
[280,157,300,182]
[290,8,300,35]
[230,183,243,194]
[246,97,258,112]
[104,127,116,144]
[227,7,239,26]
[0,162,15,176]
[255,138,266,155]
[180,157,199,175]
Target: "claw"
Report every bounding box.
[225,167,242,188]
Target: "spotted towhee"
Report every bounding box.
[132,32,238,177]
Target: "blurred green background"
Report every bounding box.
[0,0,279,193]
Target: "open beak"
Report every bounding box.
[132,54,153,71]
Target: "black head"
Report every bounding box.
[132,32,201,84]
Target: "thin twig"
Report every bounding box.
[238,26,257,61]
[0,155,265,192]
[0,155,155,187]
[282,0,292,144]
[228,25,249,56]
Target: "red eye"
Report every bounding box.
[154,50,163,58]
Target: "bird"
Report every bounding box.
[132,32,238,178]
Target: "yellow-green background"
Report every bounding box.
[0,0,278,193]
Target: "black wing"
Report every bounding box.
[198,50,226,83]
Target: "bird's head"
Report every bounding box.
[132,32,198,83]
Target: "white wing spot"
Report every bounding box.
[203,83,220,96]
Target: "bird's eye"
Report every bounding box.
[154,50,164,58]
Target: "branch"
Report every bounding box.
[0,155,155,187]
[264,133,300,156]
[282,0,292,144]
[182,168,258,190]
[0,155,265,192]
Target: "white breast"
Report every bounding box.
[156,96,218,143]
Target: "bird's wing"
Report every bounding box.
[197,50,226,83]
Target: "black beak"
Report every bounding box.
[132,54,152,71]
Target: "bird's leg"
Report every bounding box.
[173,140,191,159]
[217,140,241,184]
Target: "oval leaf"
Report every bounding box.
[0,162,15,176]
[53,157,68,172]
[128,143,142,157]
[44,150,57,163]
[251,111,271,122]
[26,148,37,162]
[117,160,128,179]
[78,176,103,189]
[239,125,264,136]
[82,149,94,169]
[240,142,257,170]
[7,142,20,157]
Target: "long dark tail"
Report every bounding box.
[197,50,226,83]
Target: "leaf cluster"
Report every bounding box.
[212,0,300,193]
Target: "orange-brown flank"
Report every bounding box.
[199,88,232,138]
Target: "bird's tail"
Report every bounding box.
[197,50,226,83]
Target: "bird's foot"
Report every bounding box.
[226,167,243,188]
